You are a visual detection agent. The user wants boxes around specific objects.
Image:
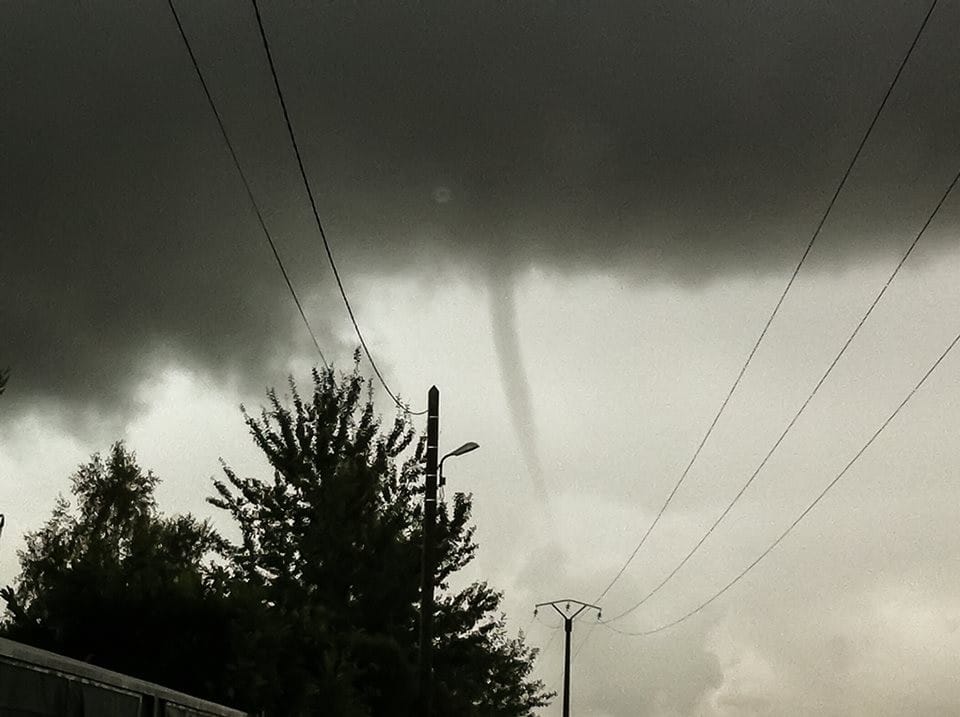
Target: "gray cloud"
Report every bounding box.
[3,0,959,415]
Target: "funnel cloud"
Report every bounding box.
[488,271,553,527]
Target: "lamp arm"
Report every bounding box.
[438,455,449,487]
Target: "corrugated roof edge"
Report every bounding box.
[0,636,247,716]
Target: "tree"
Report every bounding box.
[211,361,551,716]
[0,364,551,715]
[0,443,238,702]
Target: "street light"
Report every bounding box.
[439,441,480,486]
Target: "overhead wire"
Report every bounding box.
[249,0,426,416]
[603,164,960,624]
[593,0,941,605]
[602,326,960,637]
[166,0,328,369]
[529,606,563,659]
[541,630,559,655]
[549,617,603,693]
[534,611,564,632]
[572,622,597,661]
[521,611,538,633]
[521,613,560,691]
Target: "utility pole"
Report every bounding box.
[418,386,440,715]
[534,599,602,717]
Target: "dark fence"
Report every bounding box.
[0,637,246,717]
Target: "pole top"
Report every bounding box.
[534,598,602,621]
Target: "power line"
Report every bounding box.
[558,616,600,698]
[571,622,596,661]
[541,629,560,657]
[603,164,960,624]
[593,0,940,605]
[602,326,960,637]
[528,611,563,664]
[521,612,537,633]
[534,611,564,632]
[526,611,561,693]
[249,0,426,416]
[166,0,328,369]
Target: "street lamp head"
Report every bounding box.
[439,442,480,487]
[448,441,480,458]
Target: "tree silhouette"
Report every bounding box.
[0,443,237,701]
[211,362,550,716]
[1,364,551,715]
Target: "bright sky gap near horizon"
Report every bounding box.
[2,1,960,715]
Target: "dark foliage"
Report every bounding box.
[211,362,550,715]
[1,363,551,715]
[0,444,236,699]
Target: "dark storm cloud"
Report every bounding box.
[2,0,959,412]
[252,0,960,273]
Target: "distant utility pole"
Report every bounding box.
[534,599,602,717]
[418,386,440,716]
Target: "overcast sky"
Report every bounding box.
[2,1,960,714]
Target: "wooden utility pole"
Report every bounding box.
[534,599,602,717]
[418,386,440,715]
